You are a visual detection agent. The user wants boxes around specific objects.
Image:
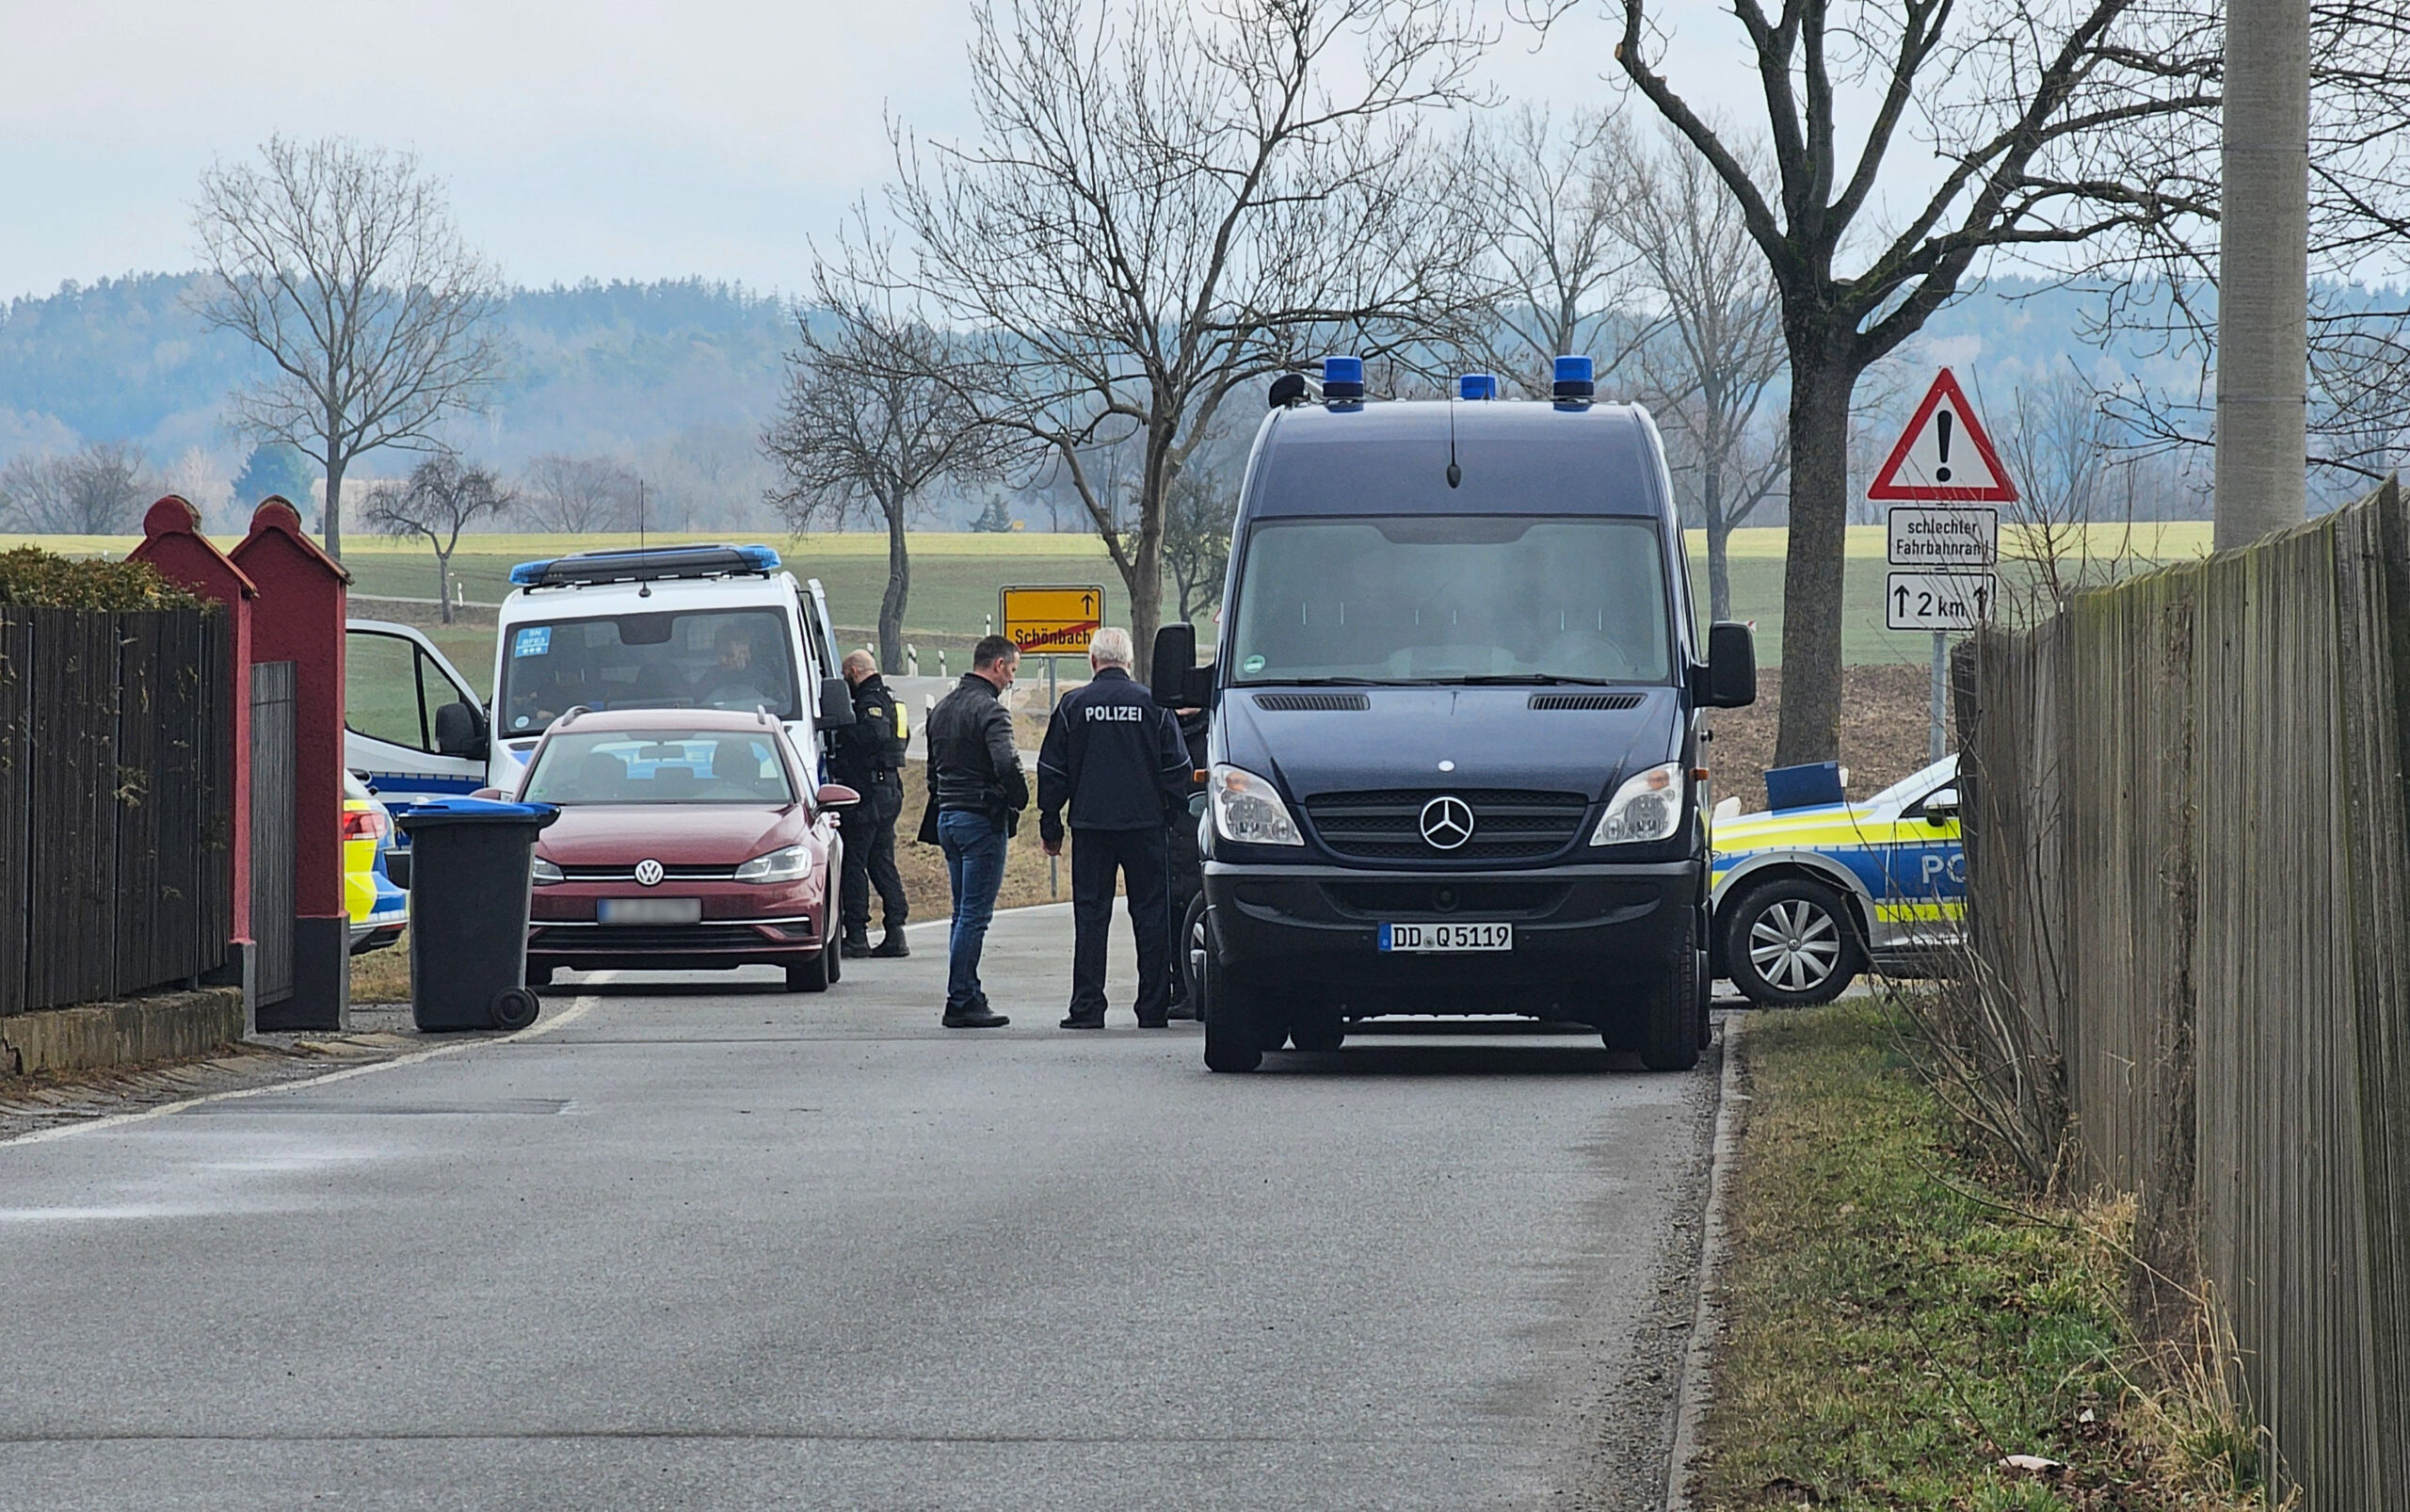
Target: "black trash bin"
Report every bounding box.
[395,797,561,1032]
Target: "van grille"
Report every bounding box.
[1528,692,1643,711]
[1302,789,1591,861]
[1253,692,1371,712]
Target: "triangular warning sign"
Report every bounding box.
[1867,368,2019,503]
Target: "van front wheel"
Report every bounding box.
[1200,932,1262,1073]
[1640,916,1703,1071]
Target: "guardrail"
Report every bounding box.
[1959,476,2408,1508]
[0,603,233,1015]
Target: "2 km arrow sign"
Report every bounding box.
[1868,368,2020,503]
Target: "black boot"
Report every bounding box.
[871,928,911,957]
[841,930,874,959]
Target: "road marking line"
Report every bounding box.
[1664,1010,1747,1512]
[0,991,608,1151]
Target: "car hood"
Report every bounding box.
[1215,685,1679,801]
[536,803,808,865]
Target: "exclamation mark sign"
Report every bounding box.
[1935,410,1954,483]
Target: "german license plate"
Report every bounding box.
[599,897,703,925]
[1379,922,1512,953]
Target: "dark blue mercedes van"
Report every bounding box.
[1150,357,1757,1072]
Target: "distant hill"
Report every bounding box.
[0,267,2254,529]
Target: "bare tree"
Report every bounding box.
[1458,105,1643,395]
[1162,454,1239,624]
[763,284,997,670]
[521,454,641,534]
[1621,133,1789,623]
[362,455,514,622]
[190,135,505,559]
[0,442,153,534]
[1566,0,2221,764]
[882,0,1488,678]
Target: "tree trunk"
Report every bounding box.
[434,548,452,624]
[2214,0,2309,547]
[1126,437,1173,685]
[322,448,346,559]
[1774,360,1856,767]
[879,505,911,674]
[1702,442,1731,623]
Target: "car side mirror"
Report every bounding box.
[1151,622,1197,706]
[816,782,861,809]
[1698,622,1758,709]
[818,676,857,727]
[1921,788,1960,825]
[471,786,507,801]
[435,700,488,760]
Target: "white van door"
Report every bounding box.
[345,620,490,798]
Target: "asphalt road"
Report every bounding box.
[0,904,1719,1511]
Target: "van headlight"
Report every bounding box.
[1211,764,1304,847]
[531,858,565,886]
[735,844,814,883]
[1591,762,1685,844]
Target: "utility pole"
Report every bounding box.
[2213,0,2310,549]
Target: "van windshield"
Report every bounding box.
[498,608,800,734]
[1228,516,1672,684]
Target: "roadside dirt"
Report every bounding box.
[1705,663,1956,812]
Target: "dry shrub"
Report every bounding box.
[1890,952,2072,1195]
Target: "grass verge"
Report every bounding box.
[1694,999,2269,1511]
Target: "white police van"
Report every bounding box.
[346,544,855,807]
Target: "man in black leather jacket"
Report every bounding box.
[831,651,910,959]
[922,635,1026,1027]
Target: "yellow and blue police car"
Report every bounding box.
[1708,755,1962,1005]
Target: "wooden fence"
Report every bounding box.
[1959,478,2410,1508]
[0,604,233,1015]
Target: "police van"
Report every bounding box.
[346,544,856,807]
[1150,357,1757,1072]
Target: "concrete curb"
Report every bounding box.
[0,988,246,1078]
[1665,1009,1747,1511]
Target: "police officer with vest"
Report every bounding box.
[1036,627,1192,1029]
[832,650,910,958]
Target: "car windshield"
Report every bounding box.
[1226,516,1672,684]
[1867,755,1959,811]
[498,607,799,735]
[522,728,797,806]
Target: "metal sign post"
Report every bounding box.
[1872,372,2017,764]
[999,586,1106,900]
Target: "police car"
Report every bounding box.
[346,544,858,807]
[1708,755,1962,1005]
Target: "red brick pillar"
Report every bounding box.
[127,496,260,1023]
[231,498,352,1031]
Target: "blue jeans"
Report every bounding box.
[938,809,1008,1014]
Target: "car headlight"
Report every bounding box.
[734,844,814,883]
[531,857,565,886]
[1591,762,1686,845]
[1210,764,1304,846]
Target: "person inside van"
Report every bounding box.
[695,624,780,712]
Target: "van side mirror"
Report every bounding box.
[819,676,857,727]
[1151,622,1197,706]
[1699,622,1758,709]
[435,700,488,760]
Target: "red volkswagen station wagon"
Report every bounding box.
[509,707,858,990]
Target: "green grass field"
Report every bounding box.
[17,521,2213,671]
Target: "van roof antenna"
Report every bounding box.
[1445,394,1463,490]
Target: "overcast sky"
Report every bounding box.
[0,1,1773,304]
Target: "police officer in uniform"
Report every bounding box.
[1036,627,1192,1029]
[832,650,910,958]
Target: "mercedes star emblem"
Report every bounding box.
[1419,796,1475,850]
[634,859,666,888]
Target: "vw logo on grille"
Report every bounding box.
[1419,796,1475,850]
[633,859,666,888]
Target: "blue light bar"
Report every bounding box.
[1552,355,1596,402]
[507,543,783,588]
[1457,373,1499,401]
[1322,355,1365,403]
